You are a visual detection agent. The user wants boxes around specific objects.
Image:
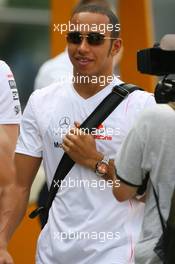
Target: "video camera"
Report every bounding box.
[137,34,175,103]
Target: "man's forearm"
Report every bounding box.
[0,183,30,248]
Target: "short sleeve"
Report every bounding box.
[0,61,21,124]
[115,126,145,187]
[16,94,42,158]
[143,93,156,108]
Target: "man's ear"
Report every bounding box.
[111,38,122,56]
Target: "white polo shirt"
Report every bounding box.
[0,60,21,124]
[16,77,155,264]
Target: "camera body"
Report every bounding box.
[137,37,175,103]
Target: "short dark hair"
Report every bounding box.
[72,4,120,38]
[78,0,110,9]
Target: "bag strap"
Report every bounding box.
[150,177,166,233]
[29,83,142,227]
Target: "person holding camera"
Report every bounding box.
[112,35,175,264]
[113,101,175,264]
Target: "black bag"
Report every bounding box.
[153,185,175,264]
[154,231,167,263]
[138,174,175,264]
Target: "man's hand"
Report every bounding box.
[62,123,103,170]
[0,248,14,264]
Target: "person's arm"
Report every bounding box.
[105,159,138,201]
[113,175,138,202]
[0,154,41,264]
[0,124,19,155]
[113,118,147,202]
[0,127,15,186]
[0,77,42,262]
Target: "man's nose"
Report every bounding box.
[78,37,90,53]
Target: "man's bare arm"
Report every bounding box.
[0,124,19,156]
[0,154,41,262]
[106,160,141,202]
[0,127,15,187]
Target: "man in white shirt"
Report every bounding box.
[0,60,21,153]
[0,60,21,263]
[0,5,155,264]
[34,0,122,228]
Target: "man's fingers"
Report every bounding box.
[69,127,77,134]
[74,121,81,128]
[62,143,70,153]
[69,127,84,136]
[63,136,74,148]
[62,134,79,152]
[63,133,77,144]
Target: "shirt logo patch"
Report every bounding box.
[8,80,19,101]
[8,80,16,90]
[53,117,71,148]
[14,105,21,115]
[59,117,71,129]
[94,123,112,141]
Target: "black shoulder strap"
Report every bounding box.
[150,178,166,233]
[138,172,166,233]
[29,83,142,228]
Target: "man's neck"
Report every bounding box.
[73,73,114,99]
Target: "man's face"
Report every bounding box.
[67,12,120,77]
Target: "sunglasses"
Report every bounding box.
[66,32,117,46]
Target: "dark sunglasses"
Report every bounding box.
[66,32,117,46]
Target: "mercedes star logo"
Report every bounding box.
[59,116,71,129]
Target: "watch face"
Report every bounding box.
[97,162,108,174]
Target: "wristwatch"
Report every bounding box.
[95,156,109,177]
